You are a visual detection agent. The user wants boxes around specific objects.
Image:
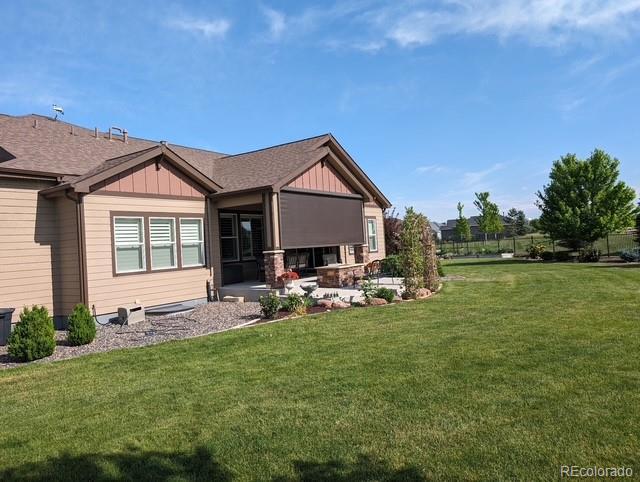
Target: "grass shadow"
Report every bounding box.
[0,446,231,482]
[272,454,426,482]
[443,259,530,267]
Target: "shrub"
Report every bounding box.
[282,293,305,314]
[437,259,445,277]
[526,243,546,259]
[381,255,403,276]
[259,292,280,319]
[540,251,554,261]
[66,304,96,346]
[374,287,396,303]
[554,251,572,262]
[620,248,640,262]
[578,247,600,262]
[361,278,377,303]
[7,305,55,362]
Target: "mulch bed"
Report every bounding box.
[0,302,261,370]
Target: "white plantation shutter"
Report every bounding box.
[367,219,378,252]
[180,218,204,267]
[114,217,145,273]
[150,218,176,269]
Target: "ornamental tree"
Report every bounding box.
[399,207,425,297]
[536,149,638,250]
[473,192,503,240]
[454,202,472,242]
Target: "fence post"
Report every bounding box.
[513,237,516,255]
[552,239,555,254]
[606,234,610,257]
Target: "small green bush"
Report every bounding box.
[381,255,403,276]
[540,251,554,261]
[282,293,305,313]
[554,251,572,262]
[578,247,600,262]
[374,287,396,303]
[67,304,96,346]
[437,259,444,277]
[259,292,281,319]
[361,278,377,302]
[526,243,546,259]
[7,305,55,362]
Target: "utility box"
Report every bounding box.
[0,308,15,345]
[117,304,145,325]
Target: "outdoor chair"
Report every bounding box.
[322,253,338,266]
[365,260,382,285]
[297,252,309,275]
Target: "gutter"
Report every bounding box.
[65,190,89,306]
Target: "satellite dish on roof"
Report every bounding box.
[52,104,64,120]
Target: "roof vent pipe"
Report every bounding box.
[33,118,38,128]
[108,126,126,142]
[94,127,99,139]
[123,129,128,143]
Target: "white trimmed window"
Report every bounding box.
[367,218,378,253]
[149,218,176,270]
[220,214,238,262]
[348,245,355,255]
[114,217,146,273]
[180,218,205,267]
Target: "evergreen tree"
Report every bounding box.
[506,208,528,237]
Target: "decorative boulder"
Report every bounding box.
[223,296,245,303]
[331,301,351,309]
[317,299,333,308]
[369,298,388,306]
[416,288,432,299]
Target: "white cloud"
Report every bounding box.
[263,7,286,39]
[416,164,448,174]
[168,17,231,38]
[380,0,640,48]
[461,163,506,188]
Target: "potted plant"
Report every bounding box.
[279,271,300,294]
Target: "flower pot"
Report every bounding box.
[501,253,514,258]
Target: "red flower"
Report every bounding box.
[279,271,300,282]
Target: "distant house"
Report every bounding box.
[439,215,511,241]
[429,221,442,240]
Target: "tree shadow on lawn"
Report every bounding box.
[0,448,426,482]
[444,259,529,267]
[0,446,231,482]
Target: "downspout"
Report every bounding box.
[66,191,88,306]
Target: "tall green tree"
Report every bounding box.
[399,207,425,297]
[536,149,638,250]
[473,192,504,241]
[454,202,472,241]
[505,208,528,237]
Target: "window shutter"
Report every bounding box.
[181,219,202,243]
[115,218,142,245]
[150,219,173,244]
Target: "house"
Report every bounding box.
[0,113,390,324]
[439,215,511,241]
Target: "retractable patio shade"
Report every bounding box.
[279,190,365,249]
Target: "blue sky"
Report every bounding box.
[1,0,639,221]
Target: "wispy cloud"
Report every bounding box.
[263,7,286,39]
[168,17,231,38]
[383,0,640,48]
[415,164,448,174]
[461,163,506,188]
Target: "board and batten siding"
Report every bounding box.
[0,178,81,322]
[340,203,386,264]
[83,194,211,316]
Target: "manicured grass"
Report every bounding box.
[1,260,638,481]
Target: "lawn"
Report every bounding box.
[1,260,638,481]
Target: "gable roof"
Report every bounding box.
[0,113,390,207]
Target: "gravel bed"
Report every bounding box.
[0,302,262,370]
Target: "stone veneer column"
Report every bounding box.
[354,244,370,264]
[263,250,285,288]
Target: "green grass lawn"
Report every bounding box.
[1,260,639,481]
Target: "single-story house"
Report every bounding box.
[439,215,511,241]
[0,113,390,324]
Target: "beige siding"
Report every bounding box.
[0,179,58,322]
[52,196,81,316]
[84,194,212,315]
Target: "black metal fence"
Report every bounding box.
[437,233,637,257]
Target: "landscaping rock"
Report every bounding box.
[393,296,403,303]
[331,301,351,309]
[416,288,432,299]
[317,299,333,308]
[223,296,244,303]
[369,298,388,306]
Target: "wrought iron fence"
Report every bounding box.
[437,233,637,257]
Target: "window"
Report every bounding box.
[240,215,263,259]
[367,218,378,252]
[220,214,238,262]
[180,218,205,267]
[149,218,176,270]
[114,217,145,273]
